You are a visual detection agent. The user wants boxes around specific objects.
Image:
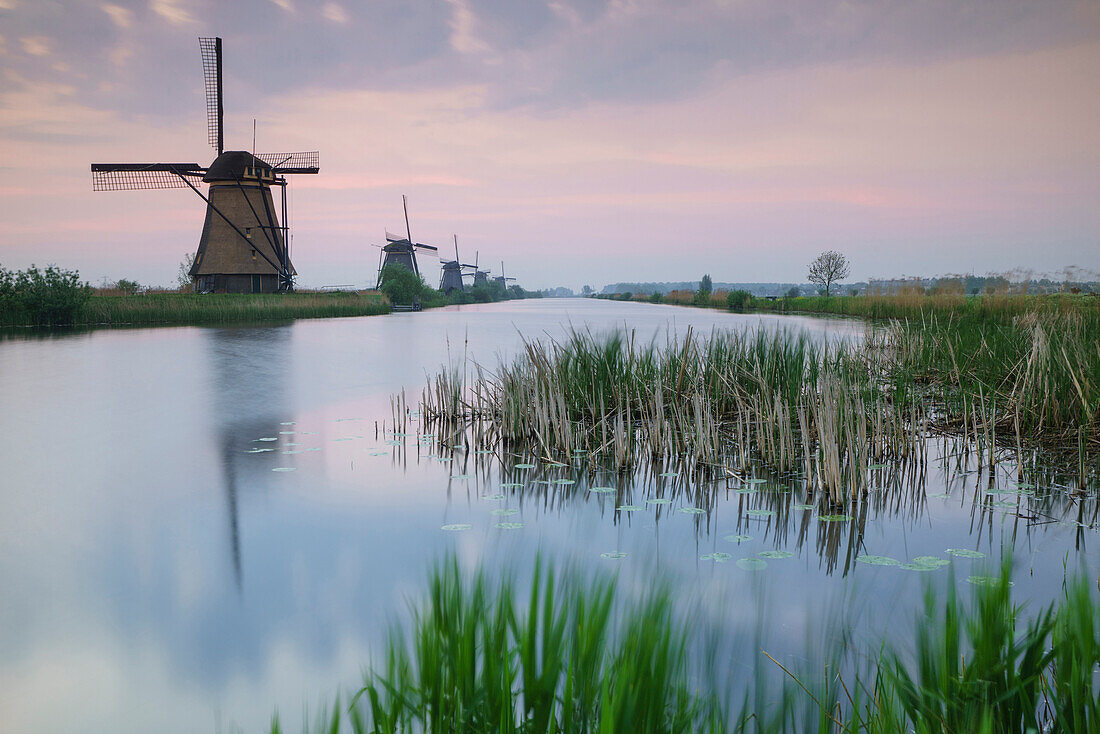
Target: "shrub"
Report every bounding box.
[0,263,92,326]
[378,263,433,305]
[726,289,752,312]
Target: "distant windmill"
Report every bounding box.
[376,195,439,287]
[471,251,491,287]
[438,235,477,294]
[90,37,320,293]
[494,261,517,290]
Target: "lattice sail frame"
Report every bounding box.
[90,164,205,191]
[255,151,319,173]
[198,37,222,153]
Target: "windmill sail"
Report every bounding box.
[199,37,223,154]
[255,151,319,174]
[91,163,205,191]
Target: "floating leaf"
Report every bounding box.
[744,478,768,484]
[484,493,506,501]
[590,487,616,494]
[385,440,402,446]
[857,555,899,566]
[280,422,296,426]
[369,451,389,456]
[617,505,644,511]
[435,457,453,463]
[272,467,295,472]
[1013,482,1035,489]
[441,523,471,531]
[450,474,473,480]
[791,503,814,511]
[968,575,1013,587]
[759,550,794,559]
[701,552,732,562]
[495,522,524,530]
[279,431,296,435]
[500,483,524,489]
[900,563,936,572]
[746,509,775,517]
[946,548,985,558]
[256,437,277,442]
[680,507,706,514]
[724,534,753,543]
[491,509,518,516]
[646,498,671,505]
[282,450,303,455]
[867,463,887,470]
[514,463,536,470]
[247,448,275,453]
[737,558,767,571]
[555,479,576,485]
[475,450,494,455]
[659,472,678,478]
[818,514,852,522]
[929,492,952,499]
[600,551,627,559]
[912,556,949,568]
[733,488,757,495]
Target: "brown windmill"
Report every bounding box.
[90,37,319,293]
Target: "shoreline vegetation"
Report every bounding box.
[270,556,1099,733]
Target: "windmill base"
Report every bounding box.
[193,273,282,294]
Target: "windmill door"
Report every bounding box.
[251,275,261,293]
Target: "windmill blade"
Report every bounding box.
[255,151,319,174]
[198,37,223,154]
[413,243,439,257]
[384,230,406,243]
[90,163,205,191]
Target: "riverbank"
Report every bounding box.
[0,291,390,328]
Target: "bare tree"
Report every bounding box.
[807,250,850,296]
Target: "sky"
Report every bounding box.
[0,0,1098,291]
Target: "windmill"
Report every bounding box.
[438,235,477,294]
[90,37,320,293]
[494,261,517,290]
[471,251,491,287]
[376,195,439,287]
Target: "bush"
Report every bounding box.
[0,263,92,326]
[378,263,434,306]
[726,289,752,312]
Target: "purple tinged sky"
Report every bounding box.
[0,0,1098,290]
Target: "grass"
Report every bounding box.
[1,291,390,327]
[267,557,1099,733]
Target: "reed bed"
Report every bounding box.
[270,557,1100,733]
[22,291,389,327]
[416,307,1097,503]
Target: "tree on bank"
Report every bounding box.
[695,274,713,305]
[807,251,851,296]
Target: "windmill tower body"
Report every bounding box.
[375,197,438,289]
[473,271,490,287]
[439,262,464,293]
[190,151,294,293]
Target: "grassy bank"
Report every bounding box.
[1,291,390,327]
[269,556,1099,733]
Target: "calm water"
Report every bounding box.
[0,299,1094,732]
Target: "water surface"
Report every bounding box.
[0,299,1092,732]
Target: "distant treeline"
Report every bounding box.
[602,276,1100,298]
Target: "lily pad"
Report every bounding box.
[247,448,275,453]
[495,522,524,530]
[282,450,303,455]
[912,556,950,568]
[867,463,887,470]
[701,552,732,562]
[514,463,536,470]
[601,551,627,559]
[900,563,936,572]
[385,440,403,446]
[491,509,518,516]
[733,488,758,495]
[475,450,495,455]
[724,534,753,543]
[679,507,706,515]
[968,575,1014,588]
[589,487,616,493]
[369,451,389,456]
[857,555,900,566]
[441,523,471,531]
[744,478,768,484]
[256,437,278,442]
[450,474,473,480]
[818,514,852,522]
[484,494,506,501]
[554,479,576,485]
[279,431,296,435]
[946,548,985,559]
[791,503,814,511]
[617,505,644,512]
[1012,482,1035,489]
[646,498,671,505]
[659,472,679,478]
[746,509,775,517]
[500,483,524,489]
[272,467,295,472]
[759,550,794,559]
[280,422,296,426]
[737,558,767,571]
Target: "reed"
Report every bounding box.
[60,291,388,327]
[268,558,1099,733]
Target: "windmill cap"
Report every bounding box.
[203,151,273,182]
